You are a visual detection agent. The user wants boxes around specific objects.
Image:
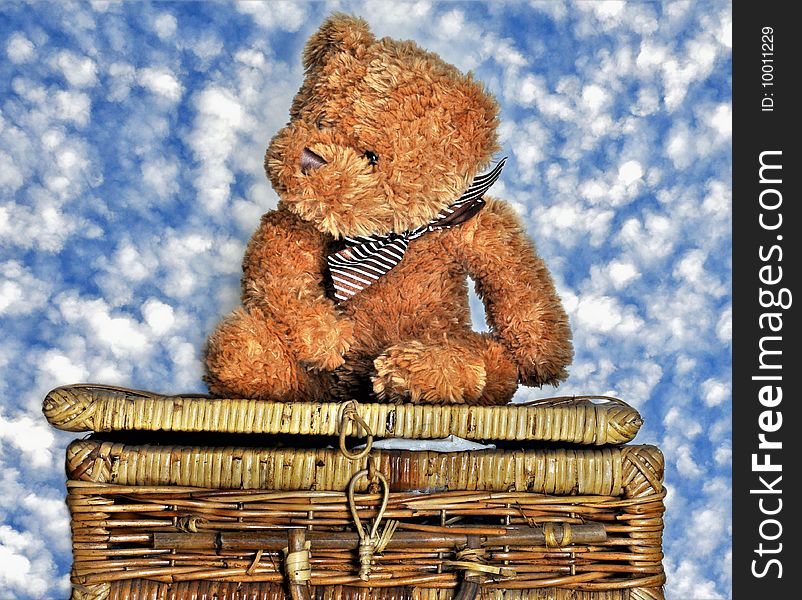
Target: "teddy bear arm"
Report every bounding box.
[447,198,573,387]
[240,209,354,370]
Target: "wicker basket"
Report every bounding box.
[65,441,664,600]
[45,385,663,600]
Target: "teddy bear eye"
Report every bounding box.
[364,150,379,166]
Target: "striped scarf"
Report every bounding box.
[327,158,507,302]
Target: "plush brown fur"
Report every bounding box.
[204,14,573,405]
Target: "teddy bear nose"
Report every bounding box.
[301,148,327,173]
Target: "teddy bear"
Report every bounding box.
[204,14,573,405]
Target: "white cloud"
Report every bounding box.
[107,61,137,101]
[141,157,180,199]
[665,557,726,600]
[188,34,224,62]
[663,406,702,438]
[479,35,527,69]
[708,103,732,138]
[5,33,35,64]
[578,159,644,208]
[0,280,24,315]
[666,123,692,168]
[708,416,731,444]
[232,197,269,232]
[236,0,307,31]
[572,0,643,36]
[572,294,644,336]
[142,298,176,335]
[0,543,36,595]
[716,305,732,343]
[187,87,250,213]
[109,242,159,283]
[0,151,24,192]
[588,0,625,19]
[358,0,434,31]
[714,445,731,466]
[617,160,643,187]
[0,262,51,316]
[52,51,98,88]
[0,195,85,253]
[438,9,465,39]
[632,86,661,116]
[581,84,609,113]
[674,444,704,478]
[675,354,696,376]
[154,12,177,39]
[0,413,55,469]
[499,119,550,182]
[138,67,184,103]
[607,260,639,288]
[636,41,669,72]
[196,87,245,128]
[56,294,151,359]
[614,361,663,406]
[578,179,606,203]
[0,524,68,598]
[702,378,729,407]
[90,0,114,11]
[533,200,615,249]
[689,506,728,556]
[717,12,732,48]
[40,350,90,385]
[664,38,719,111]
[54,90,92,127]
[20,493,71,552]
[703,179,731,218]
[618,211,679,262]
[673,249,727,299]
[234,48,268,69]
[527,0,567,21]
[673,249,705,284]
[165,338,204,390]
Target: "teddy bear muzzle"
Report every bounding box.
[300,147,327,173]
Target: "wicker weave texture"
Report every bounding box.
[67,442,664,599]
[67,441,663,496]
[45,384,642,445]
[76,581,659,599]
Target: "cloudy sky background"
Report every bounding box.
[0,1,732,598]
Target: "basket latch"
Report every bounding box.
[347,459,398,580]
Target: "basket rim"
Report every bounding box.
[44,384,643,445]
[65,438,665,498]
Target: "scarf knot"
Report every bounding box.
[327,158,507,303]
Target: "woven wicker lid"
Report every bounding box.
[66,438,663,495]
[43,384,642,445]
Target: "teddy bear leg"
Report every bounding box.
[204,307,332,401]
[469,333,520,405]
[372,333,518,405]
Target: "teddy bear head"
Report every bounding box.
[265,14,500,238]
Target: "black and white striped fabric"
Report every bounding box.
[327,158,507,302]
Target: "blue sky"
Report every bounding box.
[0,1,732,598]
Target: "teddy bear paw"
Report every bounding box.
[517,356,570,388]
[295,315,355,371]
[372,340,487,404]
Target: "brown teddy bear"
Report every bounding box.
[204,14,573,405]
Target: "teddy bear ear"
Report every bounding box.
[303,13,375,72]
